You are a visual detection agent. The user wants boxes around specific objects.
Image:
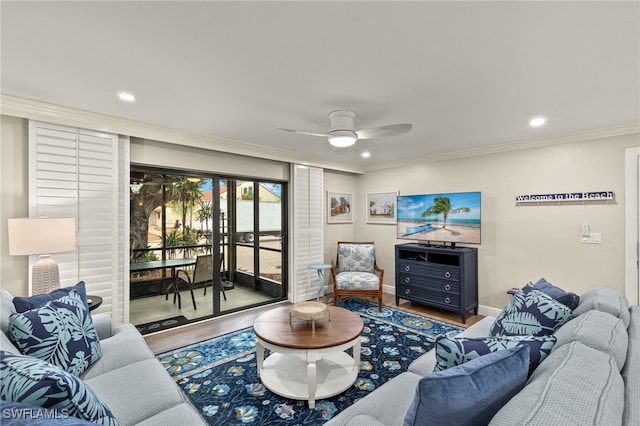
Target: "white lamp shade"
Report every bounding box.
[8,217,76,255]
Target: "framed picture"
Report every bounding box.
[327,191,353,223]
[366,191,398,224]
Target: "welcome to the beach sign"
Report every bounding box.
[516,191,614,204]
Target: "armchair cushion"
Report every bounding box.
[337,244,376,273]
[335,272,380,290]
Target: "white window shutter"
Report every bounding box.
[118,135,130,324]
[291,164,324,302]
[29,121,128,324]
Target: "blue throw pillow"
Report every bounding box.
[490,285,573,337]
[532,278,579,310]
[0,351,118,425]
[8,289,101,376]
[403,345,530,426]
[433,334,557,377]
[13,282,88,313]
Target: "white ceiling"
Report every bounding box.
[2,1,639,170]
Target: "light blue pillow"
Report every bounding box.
[8,289,101,376]
[13,281,88,313]
[0,351,118,425]
[490,285,573,337]
[404,345,530,426]
[434,334,556,377]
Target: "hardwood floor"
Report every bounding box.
[144,293,484,355]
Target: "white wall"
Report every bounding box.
[322,170,358,266]
[350,133,637,312]
[0,115,29,296]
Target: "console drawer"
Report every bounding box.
[397,273,460,293]
[398,262,460,281]
[397,284,460,308]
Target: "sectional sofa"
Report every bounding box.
[326,285,639,426]
[0,286,205,425]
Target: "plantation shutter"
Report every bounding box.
[291,164,324,302]
[29,121,129,324]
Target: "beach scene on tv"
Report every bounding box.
[397,192,481,245]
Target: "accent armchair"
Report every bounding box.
[331,241,384,311]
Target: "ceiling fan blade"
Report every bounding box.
[356,123,412,140]
[276,128,329,138]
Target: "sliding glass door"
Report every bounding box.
[129,170,287,333]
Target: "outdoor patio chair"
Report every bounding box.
[175,255,228,310]
[331,241,384,311]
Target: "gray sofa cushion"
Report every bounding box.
[0,290,16,334]
[325,372,421,426]
[84,358,190,426]
[81,323,155,380]
[92,314,114,340]
[552,309,628,370]
[573,287,630,327]
[0,332,20,354]
[135,402,207,426]
[622,306,639,426]
[490,341,624,426]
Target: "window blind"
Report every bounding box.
[29,121,128,324]
[291,164,324,302]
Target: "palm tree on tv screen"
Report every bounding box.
[422,196,470,229]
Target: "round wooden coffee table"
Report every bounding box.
[253,305,364,408]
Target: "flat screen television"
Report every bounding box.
[397,191,481,246]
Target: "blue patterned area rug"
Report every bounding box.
[157,298,464,425]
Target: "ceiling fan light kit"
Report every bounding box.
[328,110,358,147]
[328,130,357,147]
[278,109,412,149]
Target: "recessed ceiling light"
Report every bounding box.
[118,92,136,102]
[362,152,371,158]
[529,117,546,127]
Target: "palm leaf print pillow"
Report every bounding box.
[8,289,101,376]
[490,284,572,337]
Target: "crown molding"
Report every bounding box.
[4,94,635,175]
[365,123,640,172]
[0,94,364,175]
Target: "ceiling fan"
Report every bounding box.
[277,110,412,148]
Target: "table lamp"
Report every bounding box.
[8,217,76,295]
